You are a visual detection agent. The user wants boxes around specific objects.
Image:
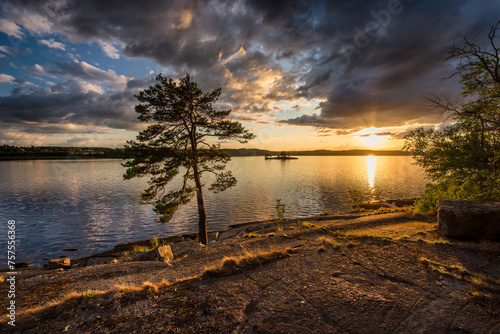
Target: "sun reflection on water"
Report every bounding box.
[367,155,375,189]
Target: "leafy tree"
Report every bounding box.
[404,21,500,212]
[278,151,290,159]
[123,74,255,244]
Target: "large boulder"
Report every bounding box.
[131,245,173,262]
[437,200,500,240]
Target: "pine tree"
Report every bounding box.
[123,74,255,244]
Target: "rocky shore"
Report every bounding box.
[1,207,500,333]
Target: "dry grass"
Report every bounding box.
[318,236,341,251]
[15,279,171,321]
[114,280,170,293]
[420,257,500,290]
[202,248,296,278]
[345,221,436,239]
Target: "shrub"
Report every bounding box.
[275,199,287,220]
[348,188,365,208]
[150,237,160,248]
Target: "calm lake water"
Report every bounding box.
[0,156,428,268]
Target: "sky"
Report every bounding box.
[0,0,498,151]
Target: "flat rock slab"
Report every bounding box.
[437,199,500,239]
[170,240,204,258]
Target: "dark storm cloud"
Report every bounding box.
[0,86,141,131]
[1,0,498,136]
[45,60,127,84]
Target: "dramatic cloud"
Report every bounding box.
[0,18,23,38]
[0,0,497,147]
[44,60,128,86]
[0,73,14,83]
[38,38,65,50]
[0,86,141,132]
[99,41,120,59]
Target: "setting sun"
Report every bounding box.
[360,135,387,149]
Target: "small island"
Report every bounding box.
[265,151,298,160]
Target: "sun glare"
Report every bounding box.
[367,155,375,188]
[361,135,386,149]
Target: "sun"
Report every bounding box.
[360,135,387,149]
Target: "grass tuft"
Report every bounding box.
[81,291,97,298]
[123,243,157,259]
[346,241,357,248]
[419,257,500,290]
[319,209,332,216]
[202,248,296,278]
[318,236,341,251]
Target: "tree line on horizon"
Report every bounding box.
[0,144,411,159]
[0,145,127,159]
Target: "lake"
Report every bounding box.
[0,156,428,268]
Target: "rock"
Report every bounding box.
[62,248,78,252]
[357,198,417,210]
[389,199,417,207]
[131,245,174,262]
[46,258,70,269]
[81,257,118,266]
[14,261,31,268]
[170,240,204,258]
[358,202,392,210]
[437,200,500,240]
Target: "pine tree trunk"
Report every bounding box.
[190,125,208,245]
[193,164,208,245]
[196,186,208,245]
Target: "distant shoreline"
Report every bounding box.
[0,147,412,160]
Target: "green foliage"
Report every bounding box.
[319,209,332,216]
[404,23,500,213]
[123,74,254,244]
[123,243,156,259]
[150,237,160,248]
[81,292,97,298]
[274,199,287,221]
[278,151,290,158]
[0,145,126,159]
